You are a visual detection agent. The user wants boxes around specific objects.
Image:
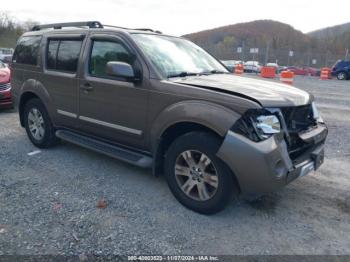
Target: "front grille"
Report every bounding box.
[280,104,317,160]
[232,105,320,160]
[280,104,316,133]
[0,82,11,91]
[0,97,11,103]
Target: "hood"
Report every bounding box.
[172,74,312,107]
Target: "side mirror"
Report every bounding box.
[106,61,135,80]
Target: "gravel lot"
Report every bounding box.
[0,76,349,255]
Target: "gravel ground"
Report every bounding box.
[0,76,349,255]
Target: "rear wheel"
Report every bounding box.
[24,98,58,148]
[337,72,347,80]
[164,132,239,214]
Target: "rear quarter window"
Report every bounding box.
[13,36,42,65]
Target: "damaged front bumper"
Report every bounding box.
[216,124,328,195]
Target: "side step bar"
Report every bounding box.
[55,130,153,168]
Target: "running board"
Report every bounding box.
[55,130,152,168]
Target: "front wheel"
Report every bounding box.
[164,132,239,214]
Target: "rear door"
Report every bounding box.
[77,33,149,149]
[40,34,86,129]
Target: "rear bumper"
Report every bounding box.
[0,86,12,108]
[217,124,327,195]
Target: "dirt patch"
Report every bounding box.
[335,197,350,214]
[247,193,281,214]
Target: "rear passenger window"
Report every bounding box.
[89,40,135,78]
[13,36,42,65]
[46,39,83,73]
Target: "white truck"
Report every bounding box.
[0,48,14,65]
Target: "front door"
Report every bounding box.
[78,34,149,149]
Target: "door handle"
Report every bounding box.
[80,83,94,92]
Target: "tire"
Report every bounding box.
[164,132,239,214]
[24,98,58,148]
[337,72,347,80]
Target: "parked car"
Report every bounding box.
[0,61,12,109]
[266,62,278,66]
[266,63,279,73]
[332,60,350,80]
[285,66,319,76]
[306,67,320,77]
[285,66,305,75]
[279,66,288,71]
[221,60,242,73]
[221,60,235,72]
[11,21,328,214]
[244,61,262,73]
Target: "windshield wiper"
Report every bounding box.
[167,70,227,78]
[167,72,199,78]
[206,70,227,74]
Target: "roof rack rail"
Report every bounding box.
[133,28,162,34]
[103,24,129,30]
[31,21,104,31]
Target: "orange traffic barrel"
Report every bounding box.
[320,67,331,80]
[235,64,244,75]
[280,70,294,85]
[260,66,276,78]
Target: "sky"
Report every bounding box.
[4,0,350,36]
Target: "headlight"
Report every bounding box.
[231,109,282,142]
[256,115,281,135]
[311,102,324,123]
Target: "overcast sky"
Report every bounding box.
[4,0,350,36]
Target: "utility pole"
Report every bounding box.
[264,41,270,65]
[241,40,245,62]
[307,52,311,67]
[345,48,349,60]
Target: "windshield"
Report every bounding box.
[131,34,228,78]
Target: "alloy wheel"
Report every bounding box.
[338,72,346,80]
[27,108,45,141]
[174,150,219,201]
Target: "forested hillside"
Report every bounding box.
[0,12,35,48]
[184,20,350,67]
[308,22,350,39]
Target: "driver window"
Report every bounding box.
[89,40,134,78]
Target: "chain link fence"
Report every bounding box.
[207,45,348,68]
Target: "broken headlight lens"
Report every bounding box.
[231,109,282,142]
[256,115,281,135]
